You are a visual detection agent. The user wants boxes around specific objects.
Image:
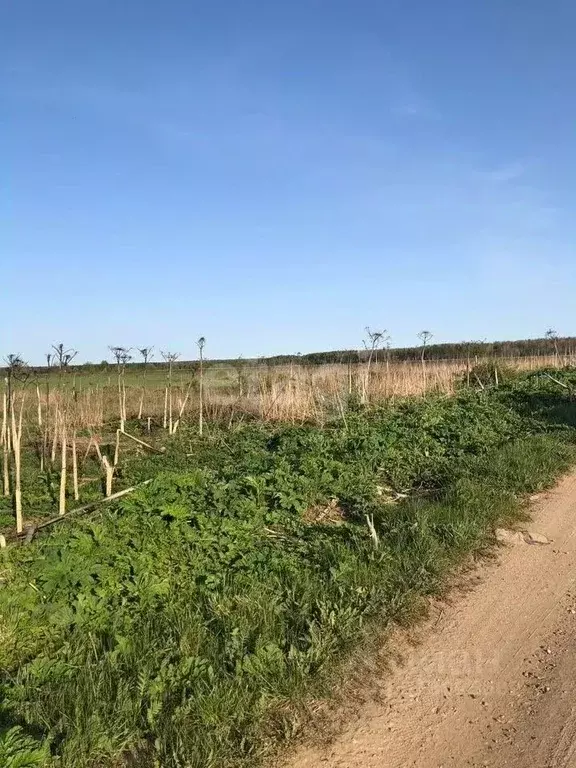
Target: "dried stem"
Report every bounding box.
[59,414,67,515]
[72,430,79,501]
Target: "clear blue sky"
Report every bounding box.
[3,0,575,363]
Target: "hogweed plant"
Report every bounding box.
[361,327,389,403]
[418,330,433,387]
[161,351,179,435]
[137,346,154,419]
[109,346,132,431]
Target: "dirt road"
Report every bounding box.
[290,472,576,768]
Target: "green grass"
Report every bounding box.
[31,363,239,391]
[1,371,576,767]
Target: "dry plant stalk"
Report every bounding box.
[110,347,131,431]
[114,429,121,467]
[51,403,59,464]
[161,351,180,435]
[137,347,153,420]
[197,336,205,436]
[10,393,25,533]
[101,455,114,497]
[72,430,79,501]
[59,414,67,515]
[173,381,193,434]
[36,385,42,428]
[119,429,165,453]
[90,436,114,498]
[1,391,9,497]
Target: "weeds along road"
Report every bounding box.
[290,472,576,768]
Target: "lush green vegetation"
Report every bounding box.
[1,370,576,767]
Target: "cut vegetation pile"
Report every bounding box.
[1,370,576,767]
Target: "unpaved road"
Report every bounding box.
[290,472,576,768]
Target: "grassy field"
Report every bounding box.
[1,368,576,766]
[0,354,566,535]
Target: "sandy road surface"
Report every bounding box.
[290,472,576,768]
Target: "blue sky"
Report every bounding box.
[3,0,575,363]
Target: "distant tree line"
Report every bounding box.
[4,335,575,375]
[263,336,576,366]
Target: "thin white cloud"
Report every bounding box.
[390,101,440,120]
[476,162,527,183]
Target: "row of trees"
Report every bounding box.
[275,329,572,367]
[3,331,572,375]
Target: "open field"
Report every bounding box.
[0,353,570,534]
[1,366,576,766]
[6,352,571,425]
